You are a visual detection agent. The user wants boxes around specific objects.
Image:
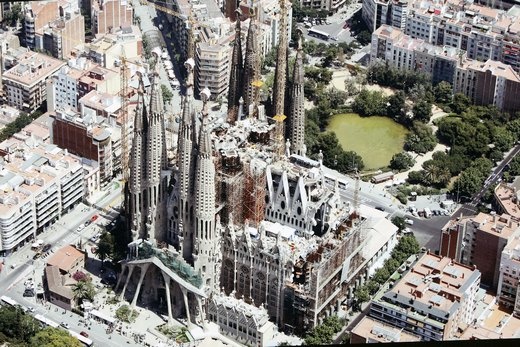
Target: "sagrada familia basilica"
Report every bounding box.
[113,4,397,344]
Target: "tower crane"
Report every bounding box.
[120,47,130,185]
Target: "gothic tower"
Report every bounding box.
[177,59,198,262]
[227,9,243,124]
[193,89,221,291]
[126,55,169,242]
[271,0,288,118]
[242,14,261,117]
[288,31,306,156]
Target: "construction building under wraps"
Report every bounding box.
[115,10,399,343]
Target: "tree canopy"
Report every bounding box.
[303,316,343,345]
[390,152,415,172]
[404,122,437,154]
[30,328,82,347]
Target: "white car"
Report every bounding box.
[405,219,414,226]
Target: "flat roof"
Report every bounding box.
[352,316,421,342]
[381,253,481,319]
[3,52,65,87]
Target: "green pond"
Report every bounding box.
[327,113,408,170]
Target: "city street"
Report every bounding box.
[0,182,138,346]
[303,3,362,43]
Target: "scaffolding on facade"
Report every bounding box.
[243,159,266,227]
[216,150,245,226]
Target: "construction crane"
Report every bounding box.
[120,48,130,185]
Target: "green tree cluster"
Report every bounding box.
[352,89,388,117]
[366,62,431,93]
[1,3,22,27]
[161,85,173,104]
[30,328,82,347]
[303,315,344,345]
[115,305,139,323]
[305,127,364,173]
[409,150,465,187]
[412,100,433,123]
[0,306,81,347]
[354,234,420,304]
[453,158,493,201]
[0,110,43,142]
[390,152,415,172]
[404,122,437,154]
[96,231,114,266]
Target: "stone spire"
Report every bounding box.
[288,31,306,157]
[242,13,261,117]
[177,58,197,262]
[227,9,243,124]
[272,0,288,118]
[126,55,169,243]
[193,88,220,292]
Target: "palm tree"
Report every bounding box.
[72,280,96,304]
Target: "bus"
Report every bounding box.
[68,329,94,347]
[34,314,60,328]
[0,295,18,306]
[308,28,330,41]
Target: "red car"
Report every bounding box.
[90,215,98,222]
[80,331,89,338]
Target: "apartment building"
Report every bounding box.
[497,235,520,316]
[196,41,232,100]
[240,0,292,50]
[91,0,133,35]
[165,0,286,99]
[41,11,85,60]
[87,25,143,69]
[350,316,421,343]
[51,108,119,187]
[493,183,520,222]
[47,57,120,112]
[371,25,461,84]
[454,59,520,113]
[440,212,520,288]
[368,253,481,341]
[23,1,60,48]
[299,0,346,13]
[2,52,66,112]
[0,136,85,255]
[363,0,520,72]
[371,25,520,112]
[362,0,392,32]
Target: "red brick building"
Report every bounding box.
[440,213,519,288]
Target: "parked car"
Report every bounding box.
[42,244,52,253]
[23,289,35,297]
[60,322,70,329]
[80,331,89,338]
[405,219,414,225]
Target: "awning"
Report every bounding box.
[89,309,115,324]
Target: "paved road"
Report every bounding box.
[334,172,451,252]
[302,3,362,44]
[0,184,138,346]
[454,144,520,217]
